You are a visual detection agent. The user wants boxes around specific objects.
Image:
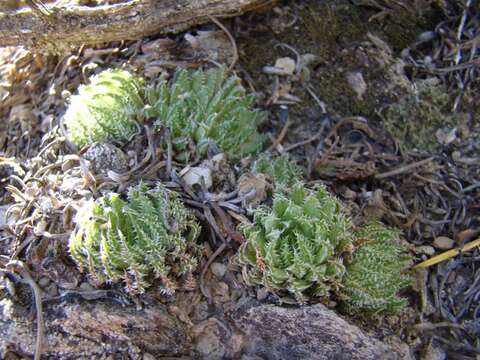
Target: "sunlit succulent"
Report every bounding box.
[238,183,351,303]
[341,223,413,315]
[144,67,266,162]
[64,69,144,147]
[252,154,303,189]
[69,183,201,294]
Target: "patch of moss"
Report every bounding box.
[301,2,370,59]
[313,70,376,116]
[383,78,459,151]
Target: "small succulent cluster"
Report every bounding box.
[69,183,201,294]
[64,69,144,147]
[239,182,412,312]
[341,224,413,315]
[238,183,351,303]
[252,154,302,189]
[63,66,412,315]
[144,67,266,161]
[64,67,266,161]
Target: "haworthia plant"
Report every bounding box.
[69,183,201,294]
[145,67,266,162]
[341,223,413,315]
[64,69,144,147]
[238,183,351,303]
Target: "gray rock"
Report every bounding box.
[433,236,455,250]
[0,295,411,359]
[193,318,235,359]
[83,142,129,175]
[233,304,412,360]
[210,262,227,278]
[0,300,190,358]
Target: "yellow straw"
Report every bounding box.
[414,237,480,269]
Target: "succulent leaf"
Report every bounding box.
[341,223,413,315]
[64,69,144,147]
[69,183,201,294]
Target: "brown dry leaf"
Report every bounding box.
[141,38,177,54]
[184,30,232,63]
[237,172,269,209]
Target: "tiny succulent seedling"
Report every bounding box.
[341,223,413,315]
[238,183,351,303]
[145,67,266,162]
[69,183,201,294]
[252,154,303,189]
[64,69,144,147]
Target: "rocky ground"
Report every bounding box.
[0,0,479,359]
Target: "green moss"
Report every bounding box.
[313,70,376,116]
[301,2,369,58]
[145,67,266,162]
[238,183,351,304]
[341,223,413,315]
[377,10,427,51]
[69,183,201,294]
[64,69,144,147]
[383,78,459,151]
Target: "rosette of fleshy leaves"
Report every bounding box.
[69,183,201,294]
[238,183,352,303]
[144,66,266,162]
[341,223,413,315]
[64,69,144,147]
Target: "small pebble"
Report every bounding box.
[143,353,156,360]
[433,236,455,250]
[214,282,229,297]
[38,277,51,288]
[46,283,59,298]
[256,287,268,301]
[414,245,435,256]
[343,188,357,200]
[211,262,227,278]
[79,282,95,291]
[456,229,479,244]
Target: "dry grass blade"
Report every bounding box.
[415,237,480,269]
[207,15,239,72]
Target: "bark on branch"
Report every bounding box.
[0,0,274,52]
